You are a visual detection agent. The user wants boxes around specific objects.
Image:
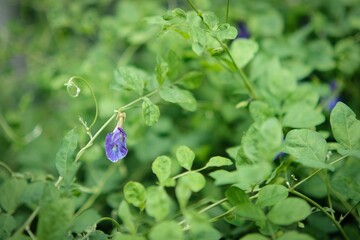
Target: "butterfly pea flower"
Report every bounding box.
[105,113,128,162]
[237,22,250,39]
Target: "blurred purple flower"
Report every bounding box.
[105,127,128,162]
[324,80,340,112]
[237,22,250,39]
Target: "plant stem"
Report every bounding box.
[185,0,257,99]
[13,206,40,237]
[118,88,159,112]
[198,197,227,214]
[0,161,15,176]
[290,189,349,240]
[75,112,117,162]
[339,201,360,224]
[226,0,230,23]
[291,155,348,190]
[66,76,99,129]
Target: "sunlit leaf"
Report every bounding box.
[176,145,195,170]
[152,156,172,184]
[124,181,146,209]
[230,39,259,68]
[205,156,233,168]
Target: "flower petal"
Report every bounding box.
[105,127,128,162]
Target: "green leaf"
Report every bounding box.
[149,221,184,240]
[146,186,171,221]
[242,118,283,162]
[142,98,160,126]
[277,231,315,240]
[210,162,272,190]
[225,186,250,206]
[178,71,203,89]
[176,145,195,170]
[72,209,101,233]
[230,39,259,68]
[205,156,233,168]
[155,56,169,85]
[215,23,238,41]
[335,38,360,75]
[266,63,296,99]
[331,174,360,200]
[256,184,288,208]
[307,39,335,71]
[267,197,311,225]
[249,101,274,123]
[235,202,266,224]
[124,181,146,209]
[55,128,80,187]
[202,11,219,30]
[0,178,27,214]
[284,129,333,170]
[118,200,137,235]
[190,25,207,55]
[163,8,187,22]
[283,104,325,128]
[0,213,17,239]
[330,102,360,150]
[152,156,172,184]
[187,223,221,240]
[37,198,74,240]
[248,8,283,37]
[159,86,197,111]
[22,181,45,208]
[176,181,192,209]
[179,171,206,192]
[114,66,146,95]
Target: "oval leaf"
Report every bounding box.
[268,197,311,225]
[146,186,171,221]
[176,145,195,170]
[284,129,333,170]
[159,86,197,111]
[152,156,172,184]
[142,98,160,126]
[256,184,288,208]
[230,39,259,68]
[179,172,206,192]
[205,156,233,168]
[124,181,146,209]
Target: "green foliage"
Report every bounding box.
[1,0,360,239]
[176,145,195,170]
[142,98,160,126]
[152,156,172,184]
[55,128,80,187]
[37,198,74,240]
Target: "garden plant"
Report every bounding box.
[1,0,360,239]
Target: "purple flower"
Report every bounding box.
[105,127,128,162]
[237,22,250,39]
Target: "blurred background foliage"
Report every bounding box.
[0,0,360,237]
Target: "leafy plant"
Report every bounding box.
[1,0,360,239]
